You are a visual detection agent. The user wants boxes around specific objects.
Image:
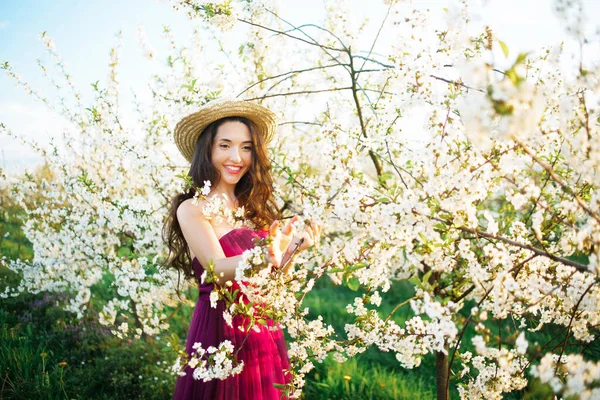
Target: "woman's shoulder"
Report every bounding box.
[177,197,208,221]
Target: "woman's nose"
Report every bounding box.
[229,148,241,163]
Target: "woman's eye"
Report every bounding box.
[219,144,229,149]
[243,146,252,151]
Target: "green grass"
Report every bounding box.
[0,290,178,399]
[0,217,33,261]
[304,355,435,400]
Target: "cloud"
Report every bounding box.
[0,21,8,30]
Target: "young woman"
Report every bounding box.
[164,99,319,399]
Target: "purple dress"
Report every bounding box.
[172,227,291,400]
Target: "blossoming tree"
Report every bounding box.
[2,0,600,398]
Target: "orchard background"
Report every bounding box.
[1,0,600,399]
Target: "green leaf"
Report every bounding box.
[515,52,528,65]
[499,40,509,57]
[422,270,433,284]
[506,69,519,86]
[493,99,515,115]
[347,262,368,272]
[347,277,360,291]
[408,276,420,286]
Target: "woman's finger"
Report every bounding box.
[313,221,321,248]
[301,220,320,250]
[282,215,299,236]
[265,247,280,269]
[307,221,317,239]
[300,230,313,249]
[279,216,299,254]
[270,219,280,237]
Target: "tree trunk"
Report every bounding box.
[436,351,449,400]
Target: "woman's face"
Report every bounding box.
[211,120,253,188]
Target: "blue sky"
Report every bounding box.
[1,0,598,171]
[1,1,190,108]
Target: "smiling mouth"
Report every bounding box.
[224,165,243,174]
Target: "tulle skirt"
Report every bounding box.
[172,297,291,400]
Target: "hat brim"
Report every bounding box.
[174,99,277,162]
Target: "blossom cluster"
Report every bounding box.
[531,353,600,399]
[456,335,529,399]
[172,340,244,382]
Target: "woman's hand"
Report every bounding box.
[264,220,282,269]
[282,219,321,266]
[277,215,300,255]
[265,218,297,269]
[264,217,320,269]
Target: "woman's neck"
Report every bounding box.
[209,184,238,208]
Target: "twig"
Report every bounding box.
[446,285,495,393]
[242,87,352,101]
[353,54,394,69]
[279,22,348,51]
[384,295,420,323]
[348,51,383,177]
[514,138,600,225]
[356,2,393,78]
[237,63,344,97]
[430,74,484,93]
[278,121,322,127]
[419,210,590,273]
[237,18,346,52]
[555,280,597,374]
[384,120,408,189]
[264,9,352,79]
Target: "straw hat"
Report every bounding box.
[174,98,277,162]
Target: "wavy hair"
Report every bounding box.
[162,116,281,280]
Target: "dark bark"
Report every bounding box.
[436,351,449,400]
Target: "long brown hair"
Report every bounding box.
[162,116,281,280]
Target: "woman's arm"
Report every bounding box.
[177,198,243,284]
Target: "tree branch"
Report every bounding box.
[356,1,393,79]
[237,18,346,52]
[418,210,591,273]
[348,51,383,177]
[514,138,600,225]
[242,87,352,101]
[237,63,344,97]
[555,280,597,374]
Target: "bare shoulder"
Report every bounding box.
[177,198,208,224]
[176,198,222,262]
